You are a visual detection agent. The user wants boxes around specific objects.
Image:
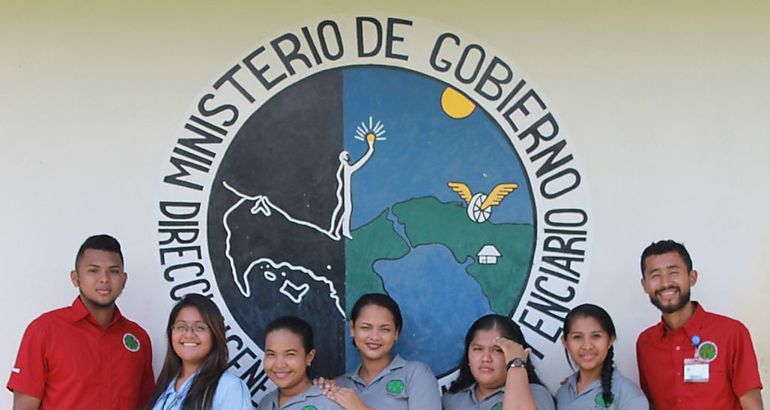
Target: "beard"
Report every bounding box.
[650,285,691,314]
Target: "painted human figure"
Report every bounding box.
[333,133,375,240]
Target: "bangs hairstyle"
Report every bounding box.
[146,294,228,410]
[449,314,544,393]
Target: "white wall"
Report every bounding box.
[1,1,768,407]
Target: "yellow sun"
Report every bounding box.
[440,87,475,119]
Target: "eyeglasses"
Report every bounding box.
[171,323,210,334]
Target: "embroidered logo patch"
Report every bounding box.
[594,392,612,408]
[123,333,140,352]
[301,406,317,410]
[491,403,503,410]
[386,379,405,395]
[697,341,718,362]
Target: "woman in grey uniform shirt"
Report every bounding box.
[554,304,647,410]
[257,316,344,410]
[443,314,554,410]
[323,293,441,410]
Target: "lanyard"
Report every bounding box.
[160,376,194,410]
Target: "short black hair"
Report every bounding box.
[640,239,692,276]
[75,234,124,269]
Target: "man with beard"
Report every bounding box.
[636,240,763,410]
[6,235,154,410]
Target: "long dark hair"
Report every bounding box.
[146,294,229,410]
[563,303,616,406]
[449,314,544,393]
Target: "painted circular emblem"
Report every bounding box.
[697,341,718,361]
[386,379,405,395]
[156,15,591,398]
[123,333,140,352]
[594,392,612,408]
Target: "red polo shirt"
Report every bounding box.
[636,302,762,410]
[7,297,155,409]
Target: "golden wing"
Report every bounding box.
[447,182,473,204]
[480,183,518,210]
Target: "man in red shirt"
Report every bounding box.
[7,234,155,410]
[636,239,763,410]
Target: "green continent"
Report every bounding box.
[392,197,534,314]
[346,209,410,315]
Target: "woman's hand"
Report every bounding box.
[494,337,537,410]
[322,386,372,410]
[494,336,531,363]
[313,377,337,390]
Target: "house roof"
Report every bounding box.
[477,244,501,256]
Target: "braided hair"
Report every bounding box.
[600,345,615,406]
[563,303,617,407]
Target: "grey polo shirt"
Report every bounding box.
[257,385,344,410]
[555,369,648,410]
[442,383,555,410]
[335,354,441,409]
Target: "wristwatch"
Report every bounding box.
[507,357,526,370]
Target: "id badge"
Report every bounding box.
[684,358,709,383]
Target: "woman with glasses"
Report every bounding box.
[146,293,253,410]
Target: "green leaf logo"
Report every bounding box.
[123,333,140,352]
[594,392,613,408]
[698,341,718,361]
[386,379,405,395]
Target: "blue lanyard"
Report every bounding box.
[161,376,194,410]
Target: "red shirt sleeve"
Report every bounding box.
[7,318,49,399]
[730,322,763,398]
[137,331,155,407]
[636,337,649,396]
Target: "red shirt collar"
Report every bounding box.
[68,296,124,328]
[655,301,705,338]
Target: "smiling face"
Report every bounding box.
[264,329,314,396]
[642,251,697,314]
[350,304,399,363]
[171,306,213,370]
[468,328,507,392]
[563,316,615,376]
[70,249,127,310]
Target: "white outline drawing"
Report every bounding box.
[220,117,387,314]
